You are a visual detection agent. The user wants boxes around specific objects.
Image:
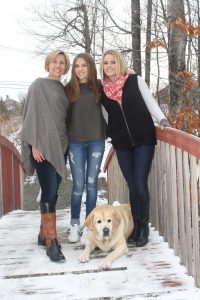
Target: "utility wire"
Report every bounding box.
[0,86,28,90]
[0,80,31,89]
[0,44,35,54]
[0,83,30,87]
[0,80,31,83]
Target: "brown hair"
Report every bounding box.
[99,49,127,83]
[45,50,70,74]
[65,53,100,103]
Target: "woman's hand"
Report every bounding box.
[32,146,45,162]
[160,119,172,130]
[126,69,135,75]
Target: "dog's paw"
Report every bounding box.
[79,252,90,263]
[112,200,121,206]
[99,259,112,269]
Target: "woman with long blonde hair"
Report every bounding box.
[100,49,171,247]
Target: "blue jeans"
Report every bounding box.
[116,145,155,220]
[68,139,105,225]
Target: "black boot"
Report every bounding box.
[135,218,149,247]
[46,238,66,262]
[128,217,139,244]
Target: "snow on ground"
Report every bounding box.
[1,134,200,299]
[0,199,200,300]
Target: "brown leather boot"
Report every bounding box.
[38,222,46,246]
[40,202,65,262]
[38,216,61,248]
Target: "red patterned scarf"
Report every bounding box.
[103,74,129,104]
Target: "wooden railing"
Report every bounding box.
[104,126,200,287]
[0,135,23,217]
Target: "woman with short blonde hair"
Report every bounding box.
[21,49,70,262]
[45,49,70,74]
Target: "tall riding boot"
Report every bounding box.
[40,202,65,262]
[135,218,149,247]
[38,214,61,248]
[38,222,46,246]
[38,195,57,247]
[128,215,140,244]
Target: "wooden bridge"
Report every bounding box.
[104,127,200,288]
[0,127,200,299]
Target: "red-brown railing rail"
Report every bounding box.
[0,135,23,216]
[104,126,200,287]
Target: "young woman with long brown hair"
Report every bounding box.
[65,53,106,244]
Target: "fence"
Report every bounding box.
[0,135,23,217]
[104,126,200,287]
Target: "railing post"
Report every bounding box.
[190,155,200,286]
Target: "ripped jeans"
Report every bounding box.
[68,139,105,225]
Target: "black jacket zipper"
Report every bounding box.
[118,103,134,147]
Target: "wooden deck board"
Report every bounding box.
[0,209,200,300]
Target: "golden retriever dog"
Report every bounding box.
[79,203,134,269]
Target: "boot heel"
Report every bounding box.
[38,234,46,246]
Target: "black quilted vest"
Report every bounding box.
[101,74,157,149]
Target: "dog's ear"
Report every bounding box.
[112,208,121,231]
[84,212,94,231]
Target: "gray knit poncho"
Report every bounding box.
[21,78,69,178]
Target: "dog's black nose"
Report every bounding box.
[103,227,109,236]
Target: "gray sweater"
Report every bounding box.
[21,78,69,178]
[68,83,107,142]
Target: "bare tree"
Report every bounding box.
[131,0,141,75]
[145,0,152,86]
[196,0,200,116]
[167,0,187,110]
[197,0,200,86]
[26,0,109,55]
[24,0,200,116]
[18,93,27,115]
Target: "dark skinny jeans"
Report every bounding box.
[31,154,65,205]
[116,145,155,221]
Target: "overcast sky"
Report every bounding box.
[0,0,48,100]
[0,0,125,101]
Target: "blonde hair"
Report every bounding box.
[45,50,70,74]
[99,49,127,82]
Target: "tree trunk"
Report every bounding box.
[145,0,152,86]
[81,4,91,53]
[131,0,141,75]
[167,0,187,110]
[197,0,200,87]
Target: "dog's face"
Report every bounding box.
[85,205,121,241]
